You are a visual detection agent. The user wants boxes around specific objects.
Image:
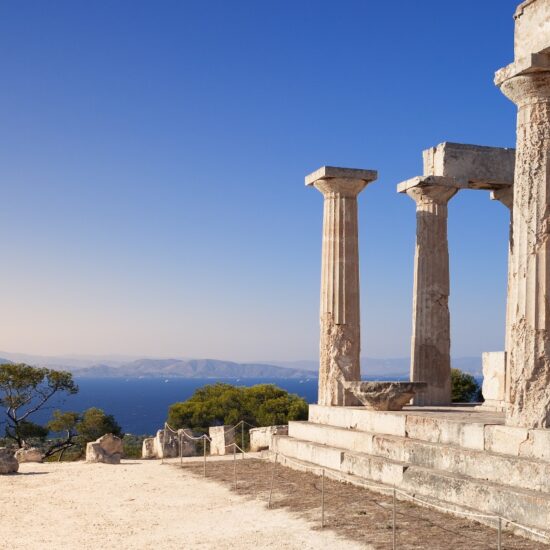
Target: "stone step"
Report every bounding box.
[272,435,407,486]
[308,404,550,462]
[288,421,550,493]
[271,434,550,535]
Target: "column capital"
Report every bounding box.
[498,70,550,107]
[306,166,378,198]
[397,176,461,205]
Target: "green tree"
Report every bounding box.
[0,363,78,447]
[76,407,123,446]
[167,383,308,434]
[451,368,481,403]
[47,407,123,460]
[45,410,80,460]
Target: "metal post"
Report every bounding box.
[233,443,237,490]
[179,432,183,468]
[242,422,245,459]
[203,436,207,477]
[393,488,397,550]
[268,453,278,509]
[498,517,502,550]
[321,469,325,528]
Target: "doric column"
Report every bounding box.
[399,177,460,405]
[306,166,377,406]
[490,187,514,405]
[496,70,550,427]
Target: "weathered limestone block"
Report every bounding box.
[0,448,19,474]
[496,5,550,427]
[15,447,43,463]
[343,381,427,411]
[177,429,197,457]
[209,426,235,456]
[484,425,528,456]
[519,428,550,461]
[142,437,156,459]
[86,433,123,464]
[306,166,377,406]
[480,352,506,410]
[154,429,179,459]
[249,425,288,452]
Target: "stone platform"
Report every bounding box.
[271,405,550,540]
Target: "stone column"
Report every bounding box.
[490,187,514,405]
[399,177,459,405]
[306,166,377,406]
[496,71,550,428]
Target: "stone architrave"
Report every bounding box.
[495,0,550,428]
[398,176,461,405]
[305,166,378,406]
[209,425,235,455]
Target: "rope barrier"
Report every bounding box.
[163,420,550,544]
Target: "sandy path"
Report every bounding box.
[0,460,366,549]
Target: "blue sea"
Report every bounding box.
[34,377,319,435]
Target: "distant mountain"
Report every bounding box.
[71,358,312,379]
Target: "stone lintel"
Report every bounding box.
[305,166,378,187]
[423,142,515,190]
[396,175,464,195]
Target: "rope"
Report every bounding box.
[504,519,550,540]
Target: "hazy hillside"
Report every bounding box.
[0,351,483,378]
[71,358,312,379]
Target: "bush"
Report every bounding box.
[451,368,481,403]
[167,383,308,434]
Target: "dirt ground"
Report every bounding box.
[179,456,550,550]
[0,459,365,550]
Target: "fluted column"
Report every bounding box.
[490,187,514,405]
[496,72,550,427]
[306,166,377,406]
[404,181,458,405]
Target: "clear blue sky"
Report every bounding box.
[0,1,519,361]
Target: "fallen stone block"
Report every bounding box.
[209,426,235,456]
[249,425,288,452]
[15,447,43,463]
[86,433,123,464]
[0,448,19,474]
[142,437,156,459]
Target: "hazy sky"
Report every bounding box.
[0,1,519,361]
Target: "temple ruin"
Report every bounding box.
[270,0,550,541]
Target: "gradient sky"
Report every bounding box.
[0,1,519,361]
